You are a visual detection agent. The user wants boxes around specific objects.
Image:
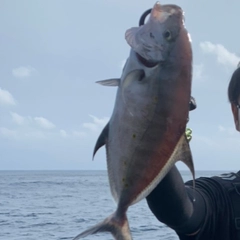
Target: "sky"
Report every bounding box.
[0,0,240,171]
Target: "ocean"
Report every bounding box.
[0,170,225,240]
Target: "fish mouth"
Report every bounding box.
[136,53,159,68]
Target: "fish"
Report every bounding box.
[73,2,194,240]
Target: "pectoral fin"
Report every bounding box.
[122,69,145,89]
[96,79,120,87]
[92,123,109,160]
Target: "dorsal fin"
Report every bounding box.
[92,122,109,160]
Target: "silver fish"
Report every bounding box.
[74,2,194,240]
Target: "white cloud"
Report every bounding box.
[24,131,46,140]
[1,113,108,141]
[218,124,236,136]
[73,131,86,137]
[82,122,98,131]
[0,127,17,139]
[10,112,55,130]
[200,41,240,68]
[0,128,47,141]
[10,112,25,125]
[34,117,56,129]
[12,66,35,78]
[193,64,205,81]
[1,113,55,140]
[194,135,219,148]
[218,125,225,132]
[83,115,109,132]
[193,125,240,154]
[60,130,67,137]
[0,88,16,105]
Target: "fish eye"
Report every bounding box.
[163,30,172,41]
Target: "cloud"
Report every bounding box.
[60,130,85,138]
[200,41,240,68]
[218,124,236,136]
[59,115,109,138]
[12,66,35,78]
[72,131,86,137]
[10,112,25,125]
[1,113,108,142]
[193,124,240,154]
[60,130,67,137]
[34,117,56,129]
[2,113,56,140]
[83,115,109,132]
[0,127,47,141]
[24,131,46,140]
[193,63,206,82]
[0,127,17,139]
[0,88,16,105]
[194,135,219,148]
[10,112,55,129]
[218,125,225,132]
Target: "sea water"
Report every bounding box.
[0,170,224,240]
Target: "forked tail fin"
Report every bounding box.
[73,212,132,240]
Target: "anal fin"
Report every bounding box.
[175,135,195,188]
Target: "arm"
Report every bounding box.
[146,165,206,235]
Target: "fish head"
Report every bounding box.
[125,2,189,64]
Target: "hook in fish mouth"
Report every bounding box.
[137,8,160,68]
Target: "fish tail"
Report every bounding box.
[73,212,132,240]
